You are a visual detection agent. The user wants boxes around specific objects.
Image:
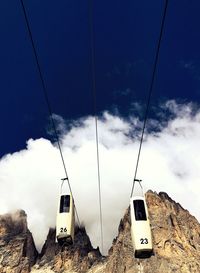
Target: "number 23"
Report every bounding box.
[140,238,148,244]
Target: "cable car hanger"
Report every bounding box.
[60,177,68,194]
[134,178,144,196]
[132,178,144,198]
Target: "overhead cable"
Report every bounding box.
[20,0,80,226]
[131,0,169,197]
[88,0,104,253]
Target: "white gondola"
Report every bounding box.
[56,180,75,245]
[130,195,153,258]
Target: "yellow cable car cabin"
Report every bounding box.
[56,193,75,245]
[130,196,153,258]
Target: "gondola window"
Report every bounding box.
[60,195,70,213]
[133,200,147,221]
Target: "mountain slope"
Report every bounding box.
[1,191,200,273]
[0,210,37,273]
[105,191,200,273]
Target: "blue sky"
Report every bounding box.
[2,1,200,253]
[1,0,200,156]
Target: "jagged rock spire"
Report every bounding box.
[1,192,200,272]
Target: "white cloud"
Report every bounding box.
[0,101,200,254]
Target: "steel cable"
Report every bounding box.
[131,0,169,197]
[20,0,80,226]
[88,0,104,253]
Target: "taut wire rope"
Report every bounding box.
[20,0,80,226]
[131,0,169,197]
[88,0,104,253]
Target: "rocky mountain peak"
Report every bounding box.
[106,191,200,272]
[1,191,200,273]
[0,210,38,273]
[34,226,102,272]
[0,210,27,238]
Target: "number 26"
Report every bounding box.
[60,227,67,233]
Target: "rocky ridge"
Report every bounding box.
[0,210,37,273]
[32,226,102,272]
[105,191,200,273]
[1,191,200,273]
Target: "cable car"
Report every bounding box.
[130,195,153,258]
[56,187,75,245]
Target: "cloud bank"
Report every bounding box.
[0,100,200,254]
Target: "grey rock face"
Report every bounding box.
[2,191,200,273]
[34,226,102,273]
[105,191,200,273]
[0,210,38,273]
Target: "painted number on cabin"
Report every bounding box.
[140,238,148,244]
[60,227,67,233]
